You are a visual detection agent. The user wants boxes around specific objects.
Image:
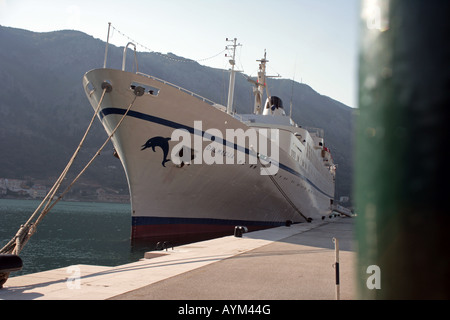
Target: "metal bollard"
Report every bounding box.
[0,254,23,289]
[234,226,248,237]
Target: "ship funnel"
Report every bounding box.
[263,96,286,116]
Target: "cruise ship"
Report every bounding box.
[82,35,336,245]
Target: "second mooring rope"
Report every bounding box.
[1,88,137,256]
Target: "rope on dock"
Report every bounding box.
[1,87,108,255]
[0,85,138,286]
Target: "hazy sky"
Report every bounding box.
[0,0,360,107]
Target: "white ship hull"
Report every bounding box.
[83,67,335,244]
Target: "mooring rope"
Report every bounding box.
[1,89,137,257]
[0,87,107,255]
[35,94,138,223]
[0,85,138,286]
[0,88,107,254]
[267,173,309,222]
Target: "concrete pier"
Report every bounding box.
[0,217,355,300]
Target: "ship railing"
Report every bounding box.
[136,71,223,109]
[305,127,324,138]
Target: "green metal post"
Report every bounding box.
[355,0,450,299]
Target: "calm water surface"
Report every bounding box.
[0,199,152,276]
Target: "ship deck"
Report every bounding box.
[0,217,355,300]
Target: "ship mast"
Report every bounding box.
[252,51,268,115]
[250,51,281,115]
[225,38,241,114]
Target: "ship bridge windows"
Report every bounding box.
[130,82,160,96]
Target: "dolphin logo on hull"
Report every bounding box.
[141,136,171,167]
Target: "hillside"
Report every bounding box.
[0,25,354,202]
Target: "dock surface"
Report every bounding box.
[0,217,355,300]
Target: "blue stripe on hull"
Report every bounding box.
[100,107,334,199]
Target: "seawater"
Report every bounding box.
[0,199,151,276]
